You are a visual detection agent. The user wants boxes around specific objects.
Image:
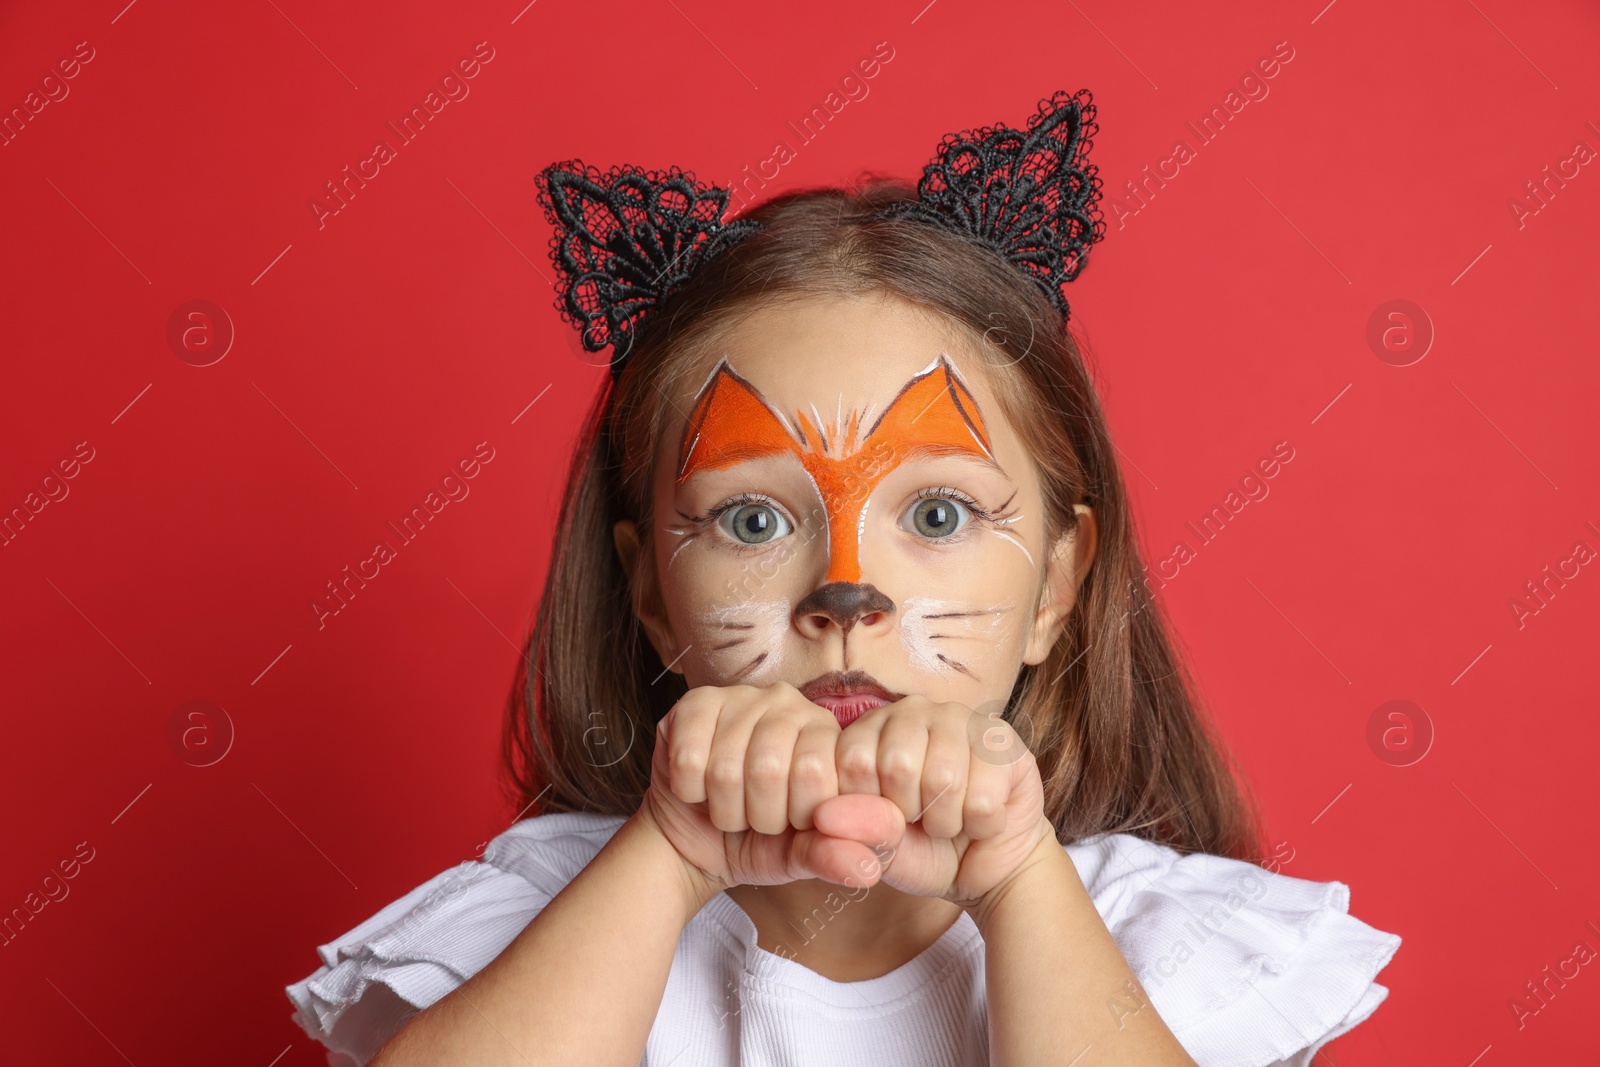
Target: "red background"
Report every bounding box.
[3,0,1598,1062]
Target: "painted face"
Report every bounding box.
[675,350,1001,586]
[639,291,1082,716]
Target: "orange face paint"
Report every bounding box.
[676,353,996,584]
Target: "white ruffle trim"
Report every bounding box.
[285,859,545,1063]
[284,816,1399,1067]
[284,814,630,1065]
[1066,833,1403,1067]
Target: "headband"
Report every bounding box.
[534,88,1106,378]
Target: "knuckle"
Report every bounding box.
[676,688,716,712]
[939,700,974,722]
[879,748,918,785]
[925,761,960,792]
[668,747,706,776]
[706,755,744,788]
[836,745,877,779]
[790,752,830,787]
[745,751,786,784]
[965,791,999,819]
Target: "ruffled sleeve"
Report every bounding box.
[1065,833,1402,1067]
[284,812,629,1066]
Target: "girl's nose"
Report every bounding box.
[793,581,896,639]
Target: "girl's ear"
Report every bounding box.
[1021,504,1098,666]
[612,519,684,673]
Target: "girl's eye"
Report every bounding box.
[904,495,971,539]
[720,502,792,545]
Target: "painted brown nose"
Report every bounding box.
[793,582,895,637]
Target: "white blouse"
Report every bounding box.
[285,812,1401,1066]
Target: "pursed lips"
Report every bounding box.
[799,669,901,727]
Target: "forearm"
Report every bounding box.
[966,820,1198,1067]
[371,805,719,1067]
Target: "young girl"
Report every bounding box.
[286,89,1401,1066]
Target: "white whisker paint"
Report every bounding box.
[987,527,1036,567]
[666,530,699,569]
[859,400,877,434]
[697,598,791,685]
[900,595,1014,673]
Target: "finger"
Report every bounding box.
[835,711,886,795]
[919,717,971,839]
[962,750,1012,841]
[704,698,764,832]
[790,830,885,887]
[662,693,722,804]
[744,711,800,836]
[876,712,929,823]
[811,793,907,852]
[788,720,840,831]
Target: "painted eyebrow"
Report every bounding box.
[679,437,1015,484]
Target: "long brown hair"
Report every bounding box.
[502,179,1265,860]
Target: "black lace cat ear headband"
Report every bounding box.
[534,88,1107,378]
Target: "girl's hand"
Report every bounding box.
[811,696,1053,909]
[644,683,906,894]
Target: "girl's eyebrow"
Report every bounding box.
[887,439,1016,484]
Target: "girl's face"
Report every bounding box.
[615,291,1096,724]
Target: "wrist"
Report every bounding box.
[627,802,726,920]
[962,815,1065,930]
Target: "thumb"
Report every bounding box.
[788,830,887,887]
[811,794,907,853]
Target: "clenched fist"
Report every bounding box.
[815,694,1052,908]
[644,682,907,892]
[643,683,1054,909]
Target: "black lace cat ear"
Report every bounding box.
[535,161,761,375]
[878,89,1107,322]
